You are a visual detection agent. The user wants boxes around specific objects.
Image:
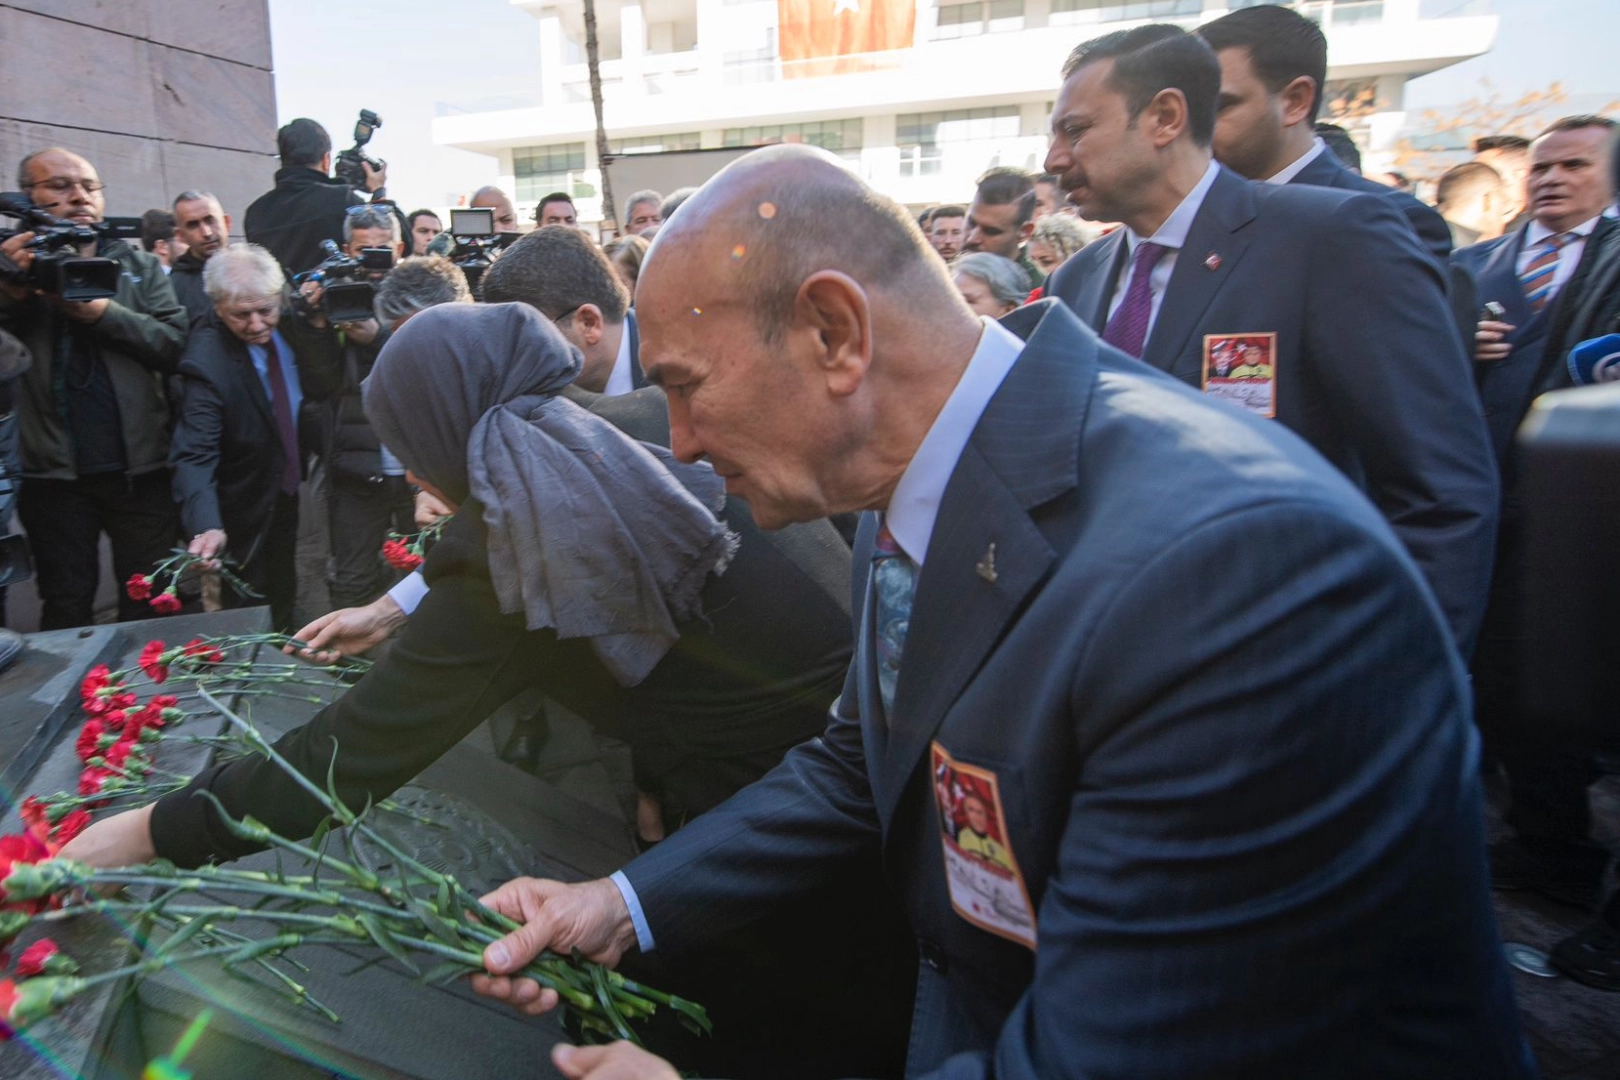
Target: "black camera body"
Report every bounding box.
[295,239,394,323]
[443,207,516,299]
[0,192,121,302]
[334,109,386,192]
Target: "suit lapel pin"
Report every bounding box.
[975,543,998,584]
[1203,251,1222,271]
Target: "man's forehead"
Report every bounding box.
[177,197,222,220]
[1054,61,1117,117]
[27,151,96,180]
[1533,128,1608,163]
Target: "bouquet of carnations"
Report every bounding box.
[0,635,708,1049]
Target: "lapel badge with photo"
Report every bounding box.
[1202,332,1278,418]
[930,742,1037,949]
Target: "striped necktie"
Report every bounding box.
[871,522,917,721]
[1520,232,1576,314]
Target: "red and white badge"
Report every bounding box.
[930,742,1037,949]
[1202,332,1278,418]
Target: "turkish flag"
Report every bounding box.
[778,0,915,79]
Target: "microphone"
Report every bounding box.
[1567,333,1620,386]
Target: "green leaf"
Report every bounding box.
[412,960,468,987]
[411,899,464,951]
[357,914,417,974]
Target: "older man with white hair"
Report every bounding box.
[170,244,340,628]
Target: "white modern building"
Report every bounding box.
[433,0,1498,225]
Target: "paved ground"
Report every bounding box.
[1488,769,1620,1078]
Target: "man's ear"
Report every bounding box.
[1146,88,1191,148]
[796,271,872,397]
[1279,75,1317,130]
[223,214,235,235]
[573,303,607,348]
[1018,218,1036,245]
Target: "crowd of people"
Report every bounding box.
[2,4,1619,1077]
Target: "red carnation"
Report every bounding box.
[0,977,16,1040]
[74,719,108,763]
[124,573,153,602]
[138,640,170,683]
[102,739,136,771]
[149,590,182,615]
[16,940,60,979]
[16,800,46,839]
[77,768,114,798]
[180,639,223,665]
[50,812,90,847]
[79,666,111,704]
[382,539,423,571]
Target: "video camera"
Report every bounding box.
[334,109,386,192]
[0,192,124,301]
[295,239,394,323]
[443,207,516,299]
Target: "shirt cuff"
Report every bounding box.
[386,570,428,616]
[610,870,656,954]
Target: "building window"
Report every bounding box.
[1048,0,1200,24]
[896,106,1020,177]
[606,133,703,155]
[723,119,864,154]
[933,0,1024,39]
[513,143,586,201]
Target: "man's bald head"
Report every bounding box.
[644,145,959,343]
[636,146,985,529]
[470,185,519,233]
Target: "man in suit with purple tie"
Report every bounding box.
[1044,24,1497,659]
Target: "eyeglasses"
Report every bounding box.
[24,177,106,195]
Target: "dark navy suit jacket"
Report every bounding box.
[1047,166,1497,657]
[1291,148,1453,266]
[622,302,1532,1079]
[1453,216,1617,471]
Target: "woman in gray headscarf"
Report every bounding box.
[64,302,856,870]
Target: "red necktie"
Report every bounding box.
[263,336,301,495]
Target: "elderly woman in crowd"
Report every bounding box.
[602,233,650,300]
[1026,212,1093,278]
[64,301,855,870]
[951,251,1030,318]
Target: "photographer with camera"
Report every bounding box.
[0,148,187,630]
[297,205,415,609]
[244,118,390,278]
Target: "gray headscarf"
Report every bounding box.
[363,302,736,686]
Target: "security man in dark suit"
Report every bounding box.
[1044,25,1496,659]
[1452,114,1619,911]
[463,126,1532,1080]
[1197,5,1452,266]
[169,244,340,629]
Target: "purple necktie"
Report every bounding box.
[1102,241,1169,359]
[263,337,301,495]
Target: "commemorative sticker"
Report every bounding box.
[931,742,1037,949]
[1202,332,1278,418]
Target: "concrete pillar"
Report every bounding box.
[539,14,566,107]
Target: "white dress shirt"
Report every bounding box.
[611,315,1027,951]
[1265,137,1327,186]
[1106,160,1222,342]
[884,316,1025,564]
[1515,215,1602,301]
[602,321,636,397]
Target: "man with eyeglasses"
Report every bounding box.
[0,148,188,630]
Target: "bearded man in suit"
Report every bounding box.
[1044,24,1496,658]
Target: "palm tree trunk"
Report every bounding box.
[584,0,617,233]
